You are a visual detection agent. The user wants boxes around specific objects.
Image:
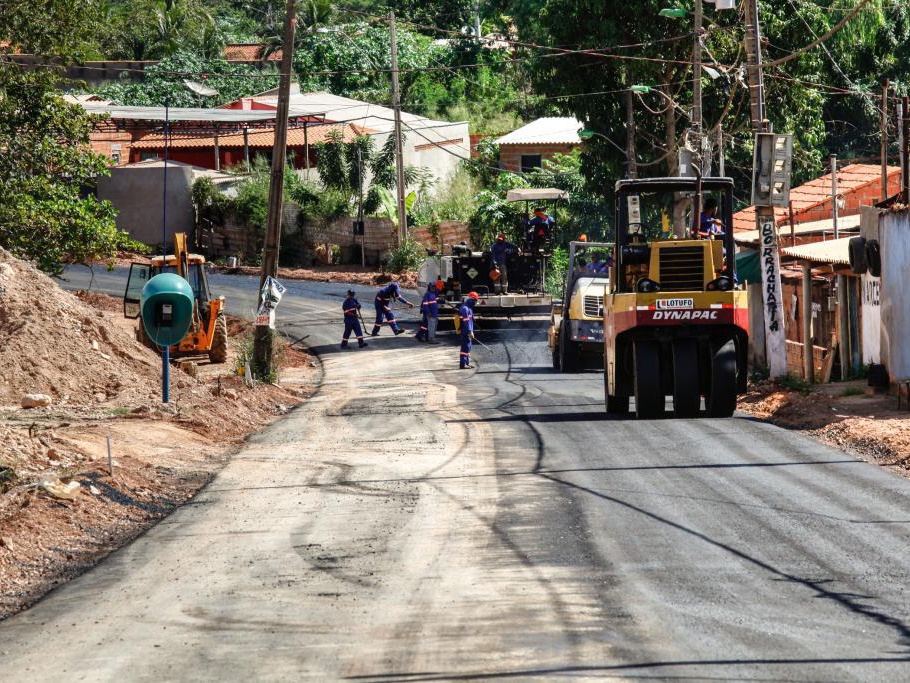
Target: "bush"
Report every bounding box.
[778,373,813,393]
[386,235,426,273]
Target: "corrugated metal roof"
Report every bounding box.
[130,123,370,149]
[81,104,295,123]
[494,117,584,146]
[780,237,852,265]
[732,164,901,232]
[734,213,861,245]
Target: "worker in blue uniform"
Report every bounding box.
[490,233,518,293]
[458,291,479,369]
[371,280,414,336]
[416,283,440,343]
[341,289,368,348]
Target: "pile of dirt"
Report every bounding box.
[739,379,910,473]
[0,253,319,619]
[230,264,418,289]
[0,247,161,407]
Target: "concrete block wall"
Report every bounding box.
[411,220,472,252]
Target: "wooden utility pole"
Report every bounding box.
[390,11,407,245]
[692,0,703,174]
[625,89,637,179]
[253,0,296,374]
[802,263,813,383]
[881,80,889,202]
[744,0,787,378]
[903,96,910,200]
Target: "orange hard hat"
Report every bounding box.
[578,234,588,242]
[496,233,506,241]
[467,291,480,300]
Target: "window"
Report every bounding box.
[139,151,159,161]
[520,154,542,173]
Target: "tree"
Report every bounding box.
[96,51,279,107]
[0,2,130,272]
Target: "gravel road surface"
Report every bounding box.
[1,271,909,680]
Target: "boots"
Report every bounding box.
[358,340,368,348]
[370,326,380,336]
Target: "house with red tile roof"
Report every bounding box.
[223,43,282,64]
[129,122,372,170]
[733,163,902,234]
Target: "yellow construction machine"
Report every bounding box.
[603,177,748,419]
[123,233,228,363]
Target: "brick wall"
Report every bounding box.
[208,204,397,266]
[89,130,133,166]
[499,143,578,173]
[411,220,472,252]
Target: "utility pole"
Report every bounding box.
[898,99,906,199]
[717,126,725,177]
[881,80,889,202]
[390,11,407,245]
[692,0,703,175]
[625,89,637,179]
[473,1,482,41]
[744,0,787,379]
[831,154,839,239]
[253,0,296,374]
[903,96,910,200]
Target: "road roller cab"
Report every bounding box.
[603,177,748,418]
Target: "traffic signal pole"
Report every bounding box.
[745,0,787,379]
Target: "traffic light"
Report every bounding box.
[752,133,793,207]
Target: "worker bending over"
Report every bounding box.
[341,289,368,348]
[371,280,414,336]
[458,291,479,369]
[416,283,440,344]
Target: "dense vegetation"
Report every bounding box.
[3,0,910,268]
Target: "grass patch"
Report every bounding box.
[777,373,813,393]
[840,386,865,397]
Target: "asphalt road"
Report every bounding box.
[2,269,910,680]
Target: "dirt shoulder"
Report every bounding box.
[739,380,910,475]
[0,254,319,620]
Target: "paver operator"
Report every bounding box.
[458,291,479,369]
[371,280,414,336]
[416,282,440,344]
[527,206,555,251]
[490,233,518,294]
[341,289,368,348]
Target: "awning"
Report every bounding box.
[506,188,569,202]
[780,237,852,265]
[735,250,761,283]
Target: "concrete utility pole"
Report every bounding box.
[692,0,703,174]
[744,0,787,379]
[253,0,296,374]
[474,1,482,40]
[390,11,408,245]
[881,80,889,202]
[831,154,839,239]
[625,89,637,179]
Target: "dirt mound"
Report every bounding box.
[0,247,162,407]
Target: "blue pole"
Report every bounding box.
[162,346,170,404]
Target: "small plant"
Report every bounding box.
[777,373,813,393]
[749,366,770,383]
[386,235,425,273]
[234,331,281,384]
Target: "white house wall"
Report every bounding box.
[859,206,881,364]
[879,208,910,381]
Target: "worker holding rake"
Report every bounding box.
[371,280,414,336]
[341,289,368,349]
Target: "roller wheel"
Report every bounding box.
[633,340,664,419]
[208,313,228,364]
[605,378,630,414]
[672,338,701,418]
[559,321,577,373]
[706,340,737,418]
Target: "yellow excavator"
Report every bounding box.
[123,233,228,363]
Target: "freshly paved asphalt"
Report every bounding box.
[1,268,909,680]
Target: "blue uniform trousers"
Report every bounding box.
[373,300,400,334]
[342,317,363,345]
[460,335,472,367]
